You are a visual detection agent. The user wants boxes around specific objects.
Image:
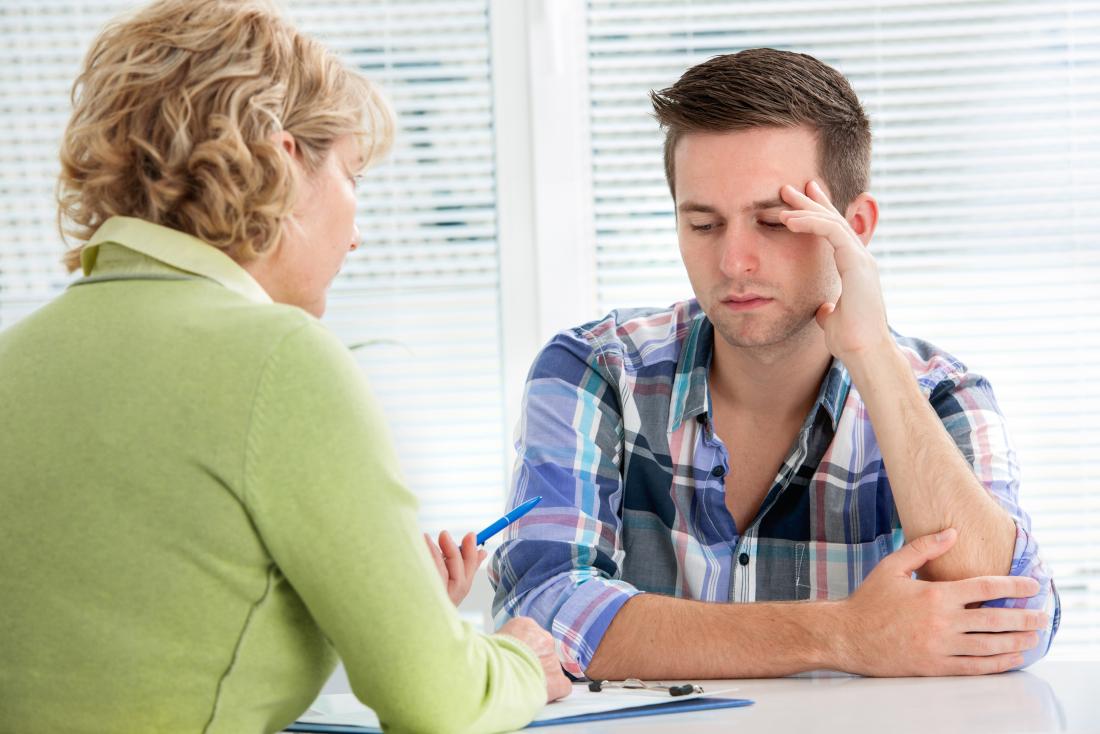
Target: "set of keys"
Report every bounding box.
[587,678,705,697]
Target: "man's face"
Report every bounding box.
[674,126,841,351]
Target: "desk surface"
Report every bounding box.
[547,661,1098,733]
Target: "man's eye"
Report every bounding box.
[758,220,786,230]
[690,223,716,233]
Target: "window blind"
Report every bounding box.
[290,1,506,532]
[0,0,507,533]
[586,0,1100,657]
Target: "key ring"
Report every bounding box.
[587,678,704,696]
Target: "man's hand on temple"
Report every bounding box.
[779,180,892,364]
[780,178,1020,584]
[828,528,1048,676]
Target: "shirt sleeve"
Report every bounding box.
[489,329,641,678]
[242,320,546,734]
[929,371,1061,668]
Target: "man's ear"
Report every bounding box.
[845,192,879,246]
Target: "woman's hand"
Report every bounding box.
[424,530,487,606]
[497,617,573,702]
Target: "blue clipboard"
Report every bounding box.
[286,696,753,732]
[527,696,753,726]
[286,725,379,733]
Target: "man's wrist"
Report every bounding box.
[839,338,906,394]
[809,600,852,671]
[781,599,852,672]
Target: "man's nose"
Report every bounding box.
[717,224,761,276]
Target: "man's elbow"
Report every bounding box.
[919,515,1019,582]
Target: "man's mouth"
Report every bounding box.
[721,293,773,311]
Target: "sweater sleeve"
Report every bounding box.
[241,320,546,734]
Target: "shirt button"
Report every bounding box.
[711,465,726,478]
[738,553,750,566]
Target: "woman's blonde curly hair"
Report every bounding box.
[57,0,393,272]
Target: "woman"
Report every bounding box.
[0,1,569,732]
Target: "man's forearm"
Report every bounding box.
[845,343,1017,581]
[584,593,842,680]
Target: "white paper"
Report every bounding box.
[297,684,740,729]
[531,684,740,722]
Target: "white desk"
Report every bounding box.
[547,661,1097,733]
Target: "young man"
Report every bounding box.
[490,48,1059,679]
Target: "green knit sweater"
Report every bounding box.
[0,217,545,733]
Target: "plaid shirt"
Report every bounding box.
[490,299,1059,677]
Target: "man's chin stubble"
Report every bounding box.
[711,310,821,352]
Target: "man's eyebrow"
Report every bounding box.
[677,201,722,215]
[742,197,786,213]
[677,198,787,215]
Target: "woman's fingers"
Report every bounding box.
[460,532,482,579]
[423,533,447,580]
[438,530,465,585]
[427,529,491,605]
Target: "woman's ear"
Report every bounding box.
[270,130,298,159]
[845,192,879,246]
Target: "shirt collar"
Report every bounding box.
[818,359,851,431]
[80,216,272,304]
[668,308,712,433]
[667,307,851,434]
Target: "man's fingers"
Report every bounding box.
[779,213,867,271]
[944,652,1024,676]
[779,211,860,252]
[885,528,958,576]
[959,608,1049,634]
[952,575,1041,605]
[953,631,1039,657]
[806,179,834,207]
[780,182,832,213]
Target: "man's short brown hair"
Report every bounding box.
[650,48,870,211]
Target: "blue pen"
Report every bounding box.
[476,496,542,546]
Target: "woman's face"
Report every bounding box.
[250,133,364,317]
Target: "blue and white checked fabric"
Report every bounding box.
[490,299,1059,676]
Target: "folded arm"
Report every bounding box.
[497,322,1054,680]
[781,180,1059,666]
